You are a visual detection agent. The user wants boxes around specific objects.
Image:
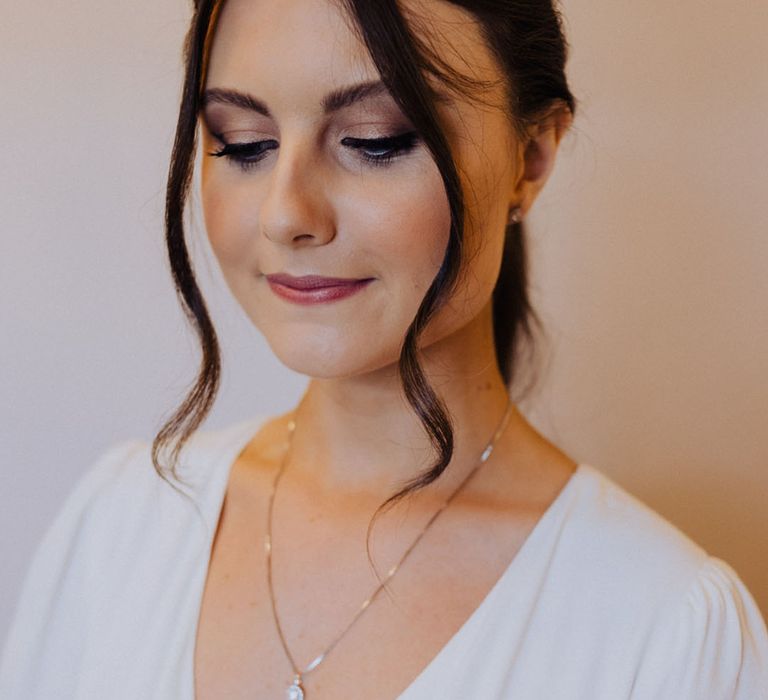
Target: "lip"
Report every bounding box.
[265,273,372,290]
[265,274,374,305]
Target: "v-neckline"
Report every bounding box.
[395,458,583,698]
[191,413,585,699]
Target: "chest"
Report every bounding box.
[192,469,542,700]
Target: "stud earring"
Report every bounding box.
[508,206,523,225]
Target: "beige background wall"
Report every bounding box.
[1,0,765,644]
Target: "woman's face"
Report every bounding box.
[200,0,523,378]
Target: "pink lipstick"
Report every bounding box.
[265,273,374,305]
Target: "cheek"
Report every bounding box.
[437,207,504,334]
[201,172,258,268]
[443,142,515,318]
[347,168,452,297]
[407,156,511,346]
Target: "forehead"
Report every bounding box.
[205,0,377,96]
[204,0,506,112]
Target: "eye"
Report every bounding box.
[341,131,420,167]
[208,139,278,171]
[206,131,420,171]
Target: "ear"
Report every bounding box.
[510,103,573,218]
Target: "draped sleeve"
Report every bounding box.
[632,555,768,699]
[0,440,145,699]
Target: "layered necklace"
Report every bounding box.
[265,400,514,699]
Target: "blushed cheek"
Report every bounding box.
[366,176,451,285]
[201,182,256,268]
[401,184,452,290]
[418,193,451,261]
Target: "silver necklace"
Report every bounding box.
[265,399,514,700]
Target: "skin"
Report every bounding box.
[195,0,576,697]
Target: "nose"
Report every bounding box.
[258,139,336,246]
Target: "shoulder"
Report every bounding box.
[70,414,266,515]
[562,464,711,593]
[0,417,267,630]
[20,414,268,571]
[630,554,768,698]
[555,465,768,697]
[561,464,763,612]
[0,417,262,696]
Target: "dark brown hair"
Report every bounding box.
[152,0,576,545]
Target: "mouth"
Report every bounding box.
[265,274,375,305]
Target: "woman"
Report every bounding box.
[1,0,766,698]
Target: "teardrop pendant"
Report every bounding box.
[287,675,305,700]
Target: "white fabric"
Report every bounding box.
[1,413,767,699]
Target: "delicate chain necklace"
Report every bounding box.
[265,399,514,700]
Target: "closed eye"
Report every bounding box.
[341,132,420,167]
[207,139,278,168]
[207,131,420,171]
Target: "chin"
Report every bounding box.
[265,331,400,380]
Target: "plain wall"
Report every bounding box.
[1,0,766,645]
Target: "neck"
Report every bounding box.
[282,304,527,503]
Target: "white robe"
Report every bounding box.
[1,414,766,699]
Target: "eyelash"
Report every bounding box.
[207,131,420,171]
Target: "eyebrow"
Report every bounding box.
[200,79,395,118]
